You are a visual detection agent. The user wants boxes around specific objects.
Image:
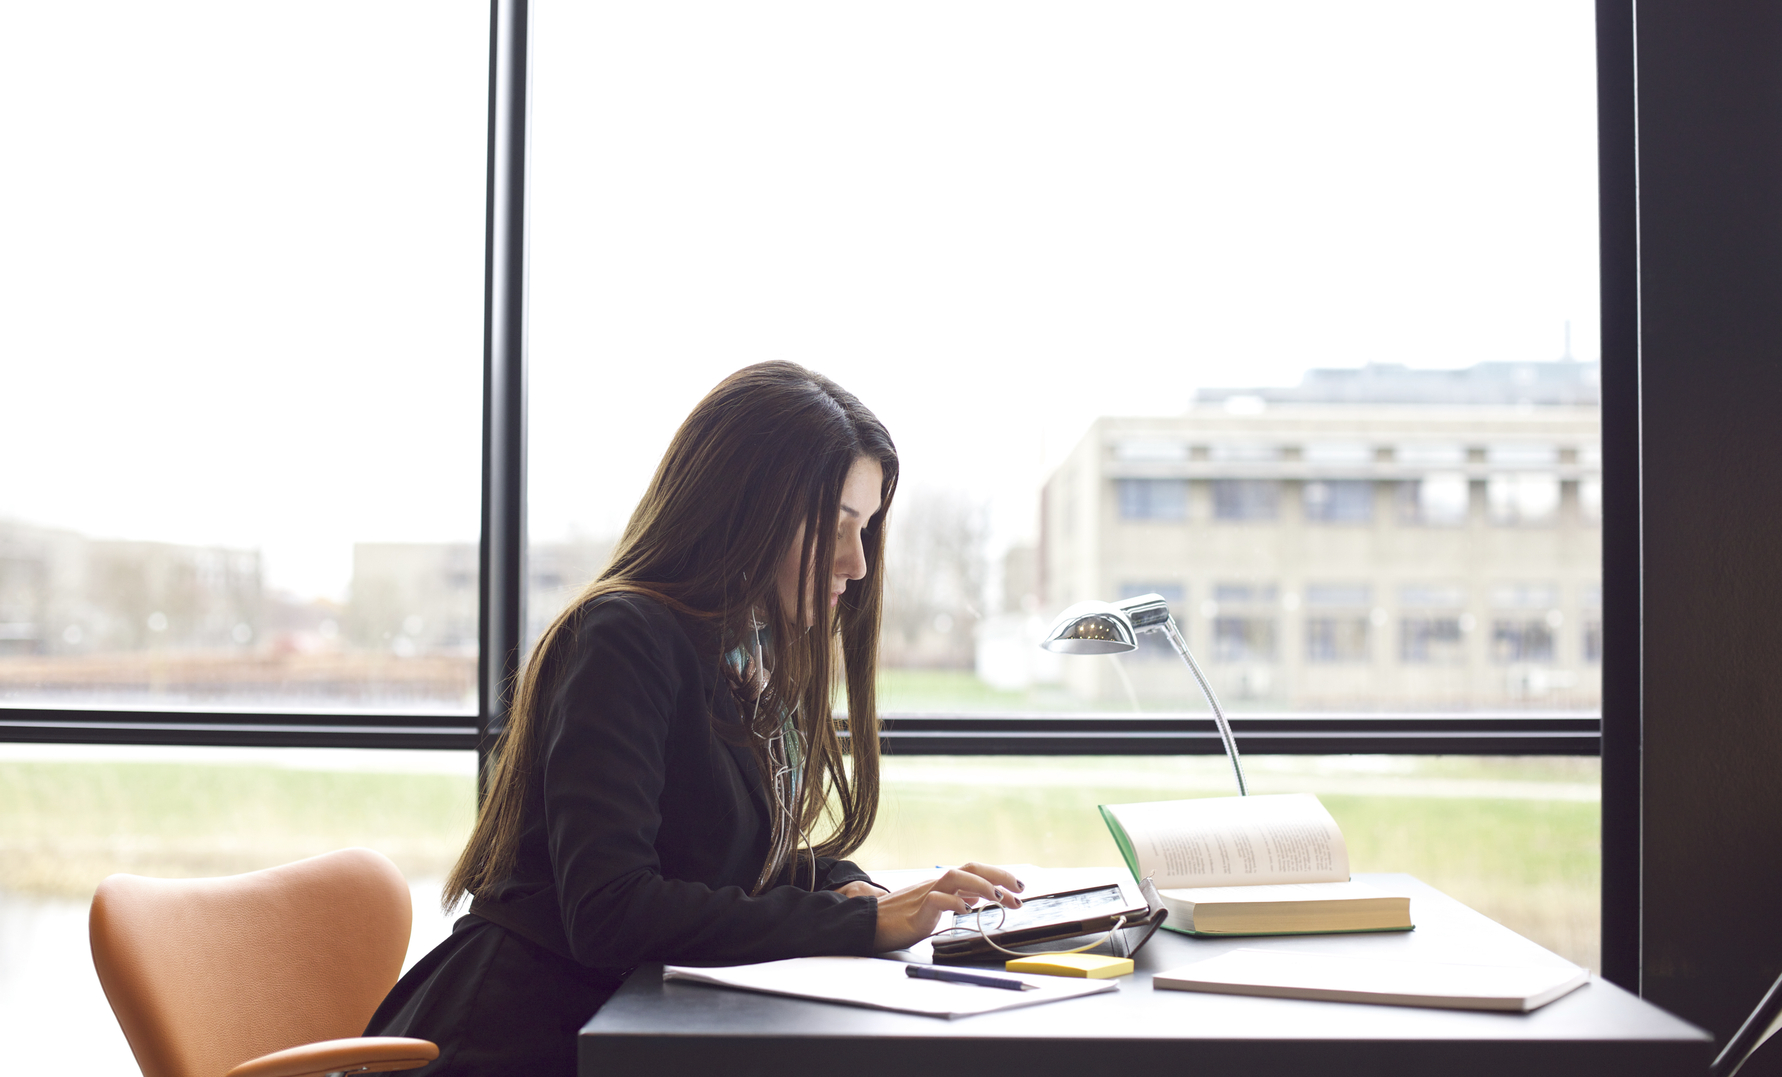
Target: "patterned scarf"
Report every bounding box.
[721,622,805,891]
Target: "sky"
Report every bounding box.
[1,1,1600,601]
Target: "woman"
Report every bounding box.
[368,362,1022,1075]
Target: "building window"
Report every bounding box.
[1213,583,1276,605]
[1306,583,1371,608]
[1119,582,1185,605]
[1492,620,1556,663]
[1487,475,1561,525]
[1303,480,1373,523]
[1402,617,1466,664]
[1396,475,1469,526]
[1211,480,1279,521]
[1214,617,1277,662]
[1582,620,1603,663]
[1399,583,1467,610]
[1116,479,1188,521]
[1307,617,1370,663]
[1303,582,1371,664]
[1493,582,1560,610]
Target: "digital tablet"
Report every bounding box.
[930,881,1161,963]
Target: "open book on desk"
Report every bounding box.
[1099,794,1413,937]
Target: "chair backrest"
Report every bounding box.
[90,847,413,1077]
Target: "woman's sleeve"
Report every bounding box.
[539,600,878,970]
[768,856,880,893]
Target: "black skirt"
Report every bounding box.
[367,914,618,1077]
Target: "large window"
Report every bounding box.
[0,3,488,717]
[0,8,1613,1040]
[526,0,1600,720]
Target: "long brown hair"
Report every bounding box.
[445,361,897,907]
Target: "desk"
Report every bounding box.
[579,874,1709,1076]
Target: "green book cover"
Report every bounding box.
[1097,804,1142,882]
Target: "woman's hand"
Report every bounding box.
[834,880,889,899]
[871,863,1026,953]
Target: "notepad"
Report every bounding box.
[663,956,1117,1018]
[1153,948,1589,1012]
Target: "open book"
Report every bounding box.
[1099,793,1412,936]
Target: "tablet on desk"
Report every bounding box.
[930,881,1160,963]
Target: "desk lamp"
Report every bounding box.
[1040,593,1247,796]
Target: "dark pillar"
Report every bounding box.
[1637,0,1782,1044]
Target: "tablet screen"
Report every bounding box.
[940,884,1134,939]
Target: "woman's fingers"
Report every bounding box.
[957,862,1023,890]
[923,888,974,914]
[957,862,1026,901]
[932,866,1024,909]
[871,864,1030,951]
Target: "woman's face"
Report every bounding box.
[776,455,884,627]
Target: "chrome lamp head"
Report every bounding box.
[1040,600,1138,655]
[1040,593,1176,654]
[1038,592,1248,796]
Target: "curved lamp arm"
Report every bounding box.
[1153,615,1247,796]
[1042,594,1247,796]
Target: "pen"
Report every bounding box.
[905,964,1034,991]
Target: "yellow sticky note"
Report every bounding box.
[1005,954,1134,978]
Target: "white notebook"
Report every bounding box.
[1154,948,1589,1012]
[663,956,1117,1018]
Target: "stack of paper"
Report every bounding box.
[663,956,1118,1018]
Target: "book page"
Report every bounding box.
[1104,793,1349,889]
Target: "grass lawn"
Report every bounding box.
[0,752,1598,970]
[0,761,476,900]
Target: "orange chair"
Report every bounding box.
[89,847,439,1077]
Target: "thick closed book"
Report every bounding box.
[1153,948,1589,1012]
[1098,794,1412,936]
[1161,880,1410,935]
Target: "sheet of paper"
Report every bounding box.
[1154,948,1589,1012]
[663,956,1118,1018]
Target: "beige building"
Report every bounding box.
[0,519,262,658]
[1040,362,1601,711]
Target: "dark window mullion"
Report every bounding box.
[479,0,531,787]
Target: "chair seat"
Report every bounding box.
[224,1036,439,1077]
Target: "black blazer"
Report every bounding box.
[367,592,880,1077]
